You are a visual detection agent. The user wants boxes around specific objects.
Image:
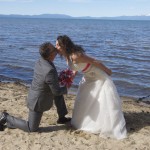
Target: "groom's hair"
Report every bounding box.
[39,42,56,59]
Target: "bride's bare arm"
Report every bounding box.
[65,57,78,79]
[71,53,112,76]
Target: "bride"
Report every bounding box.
[55,35,127,139]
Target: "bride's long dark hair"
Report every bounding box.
[57,35,85,58]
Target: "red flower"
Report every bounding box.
[58,69,73,88]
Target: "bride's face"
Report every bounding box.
[55,40,64,55]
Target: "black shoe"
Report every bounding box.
[57,117,71,124]
[0,124,5,131]
[0,112,8,125]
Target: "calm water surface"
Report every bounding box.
[0,18,150,99]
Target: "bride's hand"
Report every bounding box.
[72,70,78,79]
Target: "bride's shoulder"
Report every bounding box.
[71,52,84,61]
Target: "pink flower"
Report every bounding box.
[58,68,73,88]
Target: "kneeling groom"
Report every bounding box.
[0,42,71,132]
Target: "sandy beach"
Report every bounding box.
[0,82,149,150]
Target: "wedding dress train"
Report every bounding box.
[69,60,127,139]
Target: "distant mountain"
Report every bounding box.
[0,14,72,19]
[33,14,72,18]
[0,14,150,20]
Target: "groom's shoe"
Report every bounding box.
[57,117,71,124]
[0,112,8,125]
[0,124,5,131]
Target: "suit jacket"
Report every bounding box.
[27,57,67,112]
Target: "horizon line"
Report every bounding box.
[0,13,150,18]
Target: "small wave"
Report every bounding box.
[107,55,150,63]
[0,75,31,84]
[0,38,7,41]
[115,79,138,87]
[143,46,150,50]
[19,47,25,50]
[2,64,33,72]
[9,45,16,48]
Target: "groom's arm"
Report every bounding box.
[45,69,67,96]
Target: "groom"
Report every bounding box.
[0,42,71,132]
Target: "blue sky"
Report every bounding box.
[0,0,149,17]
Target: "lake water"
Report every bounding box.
[0,18,150,99]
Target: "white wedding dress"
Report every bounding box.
[69,60,127,139]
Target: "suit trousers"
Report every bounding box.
[54,95,68,118]
[6,110,43,132]
[6,95,68,132]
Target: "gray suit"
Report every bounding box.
[6,57,68,132]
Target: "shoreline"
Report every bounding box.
[0,82,150,149]
[1,82,149,108]
[0,80,149,105]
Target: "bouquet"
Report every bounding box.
[58,68,73,88]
